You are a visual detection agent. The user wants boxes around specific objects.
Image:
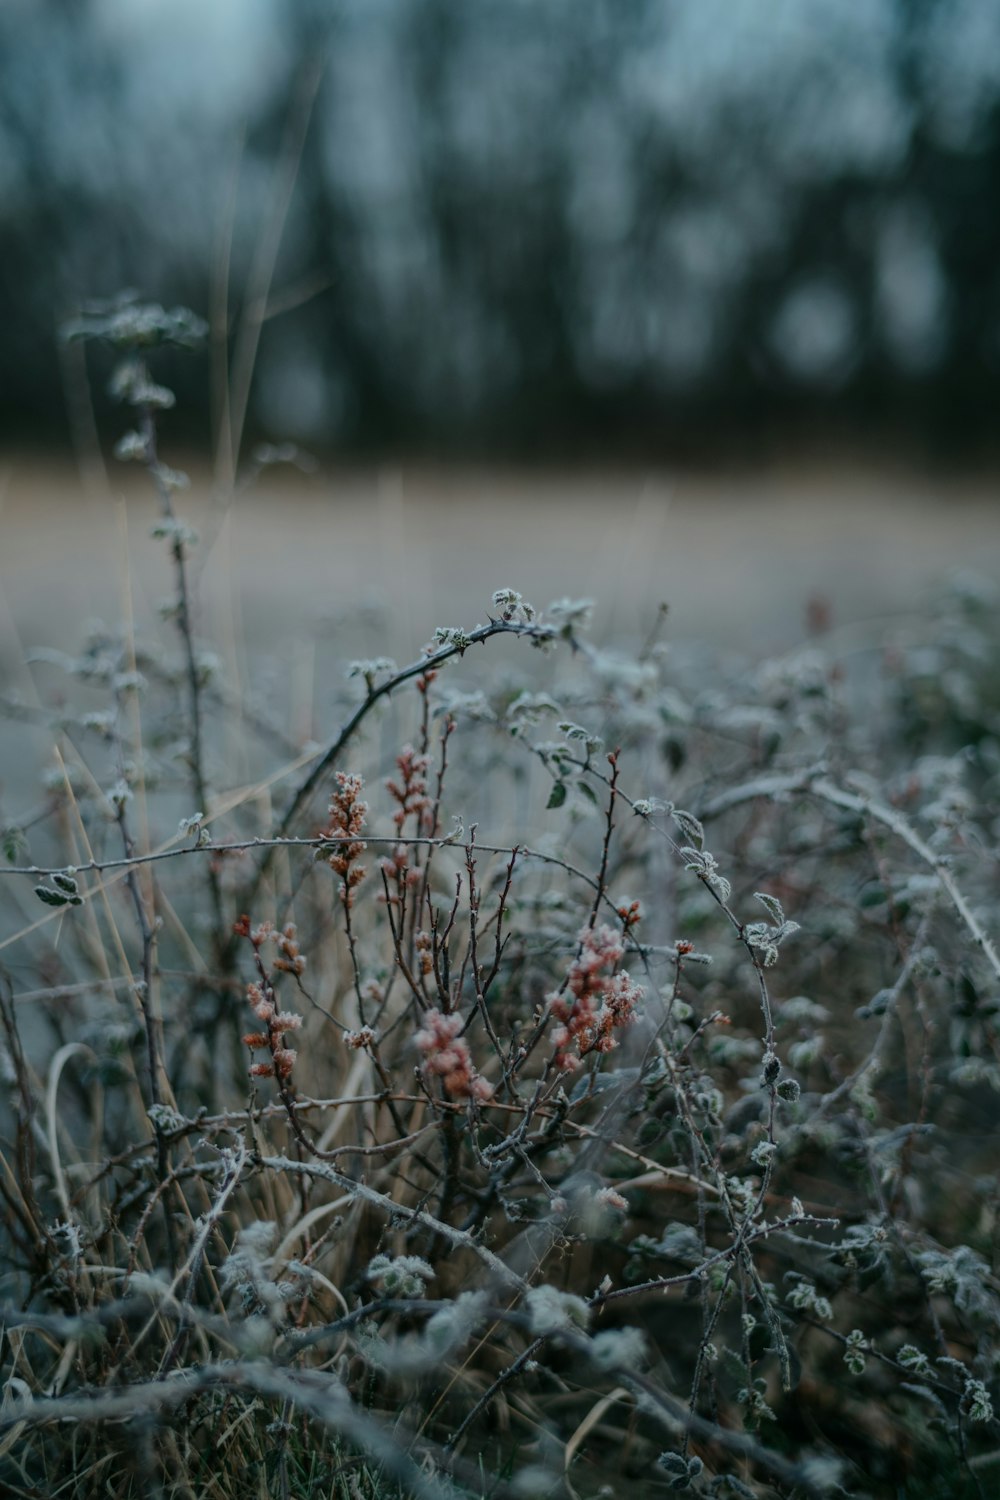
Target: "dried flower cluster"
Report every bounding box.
[548,923,644,1071]
[386,744,431,834]
[233,915,304,1081]
[344,1025,378,1051]
[380,744,432,890]
[414,928,433,976]
[272,922,306,976]
[322,771,368,908]
[414,1008,494,1102]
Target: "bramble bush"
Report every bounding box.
[1,301,999,1499]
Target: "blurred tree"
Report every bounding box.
[2,0,999,458]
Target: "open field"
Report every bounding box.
[2,455,998,656]
[3,453,995,813]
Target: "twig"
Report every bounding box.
[261,1154,529,1294]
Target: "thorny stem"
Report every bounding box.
[700,767,1000,984]
[339,888,367,1026]
[3,833,614,919]
[444,1333,546,1452]
[260,1153,529,1294]
[818,907,934,1115]
[107,675,183,1269]
[587,748,620,930]
[460,832,505,1070]
[115,804,161,1114]
[809,774,1000,984]
[378,865,432,1024]
[416,713,454,935]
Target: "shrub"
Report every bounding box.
[1,303,999,1499]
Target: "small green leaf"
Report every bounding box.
[35,885,69,908]
[547,781,567,810]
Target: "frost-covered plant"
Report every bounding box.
[2,322,1000,1497]
[365,1254,436,1298]
[547,922,644,1070]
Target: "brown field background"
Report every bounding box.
[1,454,997,811]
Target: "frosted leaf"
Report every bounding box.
[505,691,562,727]
[147,1103,189,1136]
[786,1277,833,1322]
[525,1284,591,1335]
[670,807,704,848]
[657,1450,703,1489]
[114,430,148,463]
[433,626,473,651]
[897,1345,932,1376]
[557,720,603,753]
[492,588,535,622]
[365,1254,435,1297]
[754,890,785,924]
[843,1329,867,1375]
[680,847,731,902]
[962,1378,993,1424]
